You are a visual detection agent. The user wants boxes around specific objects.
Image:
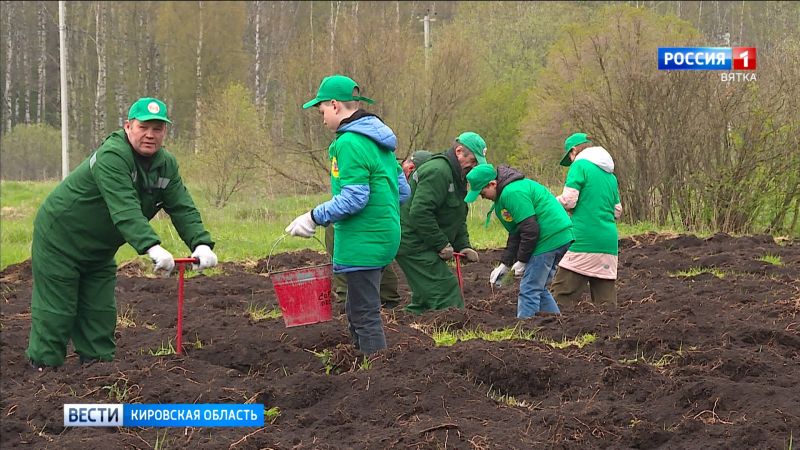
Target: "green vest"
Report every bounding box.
[329,132,400,267]
[564,159,620,255]
[494,179,574,255]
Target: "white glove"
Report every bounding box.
[147,245,175,276]
[489,264,509,284]
[285,211,317,238]
[460,247,480,263]
[438,244,454,261]
[191,244,218,271]
[511,261,527,276]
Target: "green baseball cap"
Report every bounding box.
[561,132,591,166]
[457,132,488,165]
[302,75,375,109]
[464,163,497,203]
[128,97,172,123]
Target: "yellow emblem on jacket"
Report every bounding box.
[500,209,514,222]
[331,157,340,178]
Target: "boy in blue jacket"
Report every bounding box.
[285,75,409,354]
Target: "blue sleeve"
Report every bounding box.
[398,172,411,205]
[311,185,370,226]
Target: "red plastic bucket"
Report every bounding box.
[270,264,333,327]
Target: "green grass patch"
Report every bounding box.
[265,406,281,424]
[148,340,177,356]
[153,429,168,450]
[670,267,726,279]
[543,333,597,349]
[358,356,372,370]
[103,379,131,402]
[414,323,597,350]
[620,345,687,368]
[757,254,783,266]
[617,220,691,238]
[246,302,282,322]
[184,266,225,279]
[424,324,537,347]
[1,180,699,270]
[307,349,336,375]
[113,191,331,267]
[116,306,137,329]
[0,180,331,270]
[0,181,58,269]
[468,373,536,409]
[191,334,204,349]
[486,384,532,408]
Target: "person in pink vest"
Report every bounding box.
[551,133,623,307]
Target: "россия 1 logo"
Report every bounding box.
[658,47,757,82]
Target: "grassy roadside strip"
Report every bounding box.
[0,180,757,271]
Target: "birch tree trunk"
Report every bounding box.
[194,0,204,153]
[94,2,107,142]
[162,48,171,138]
[4,2,14,133]
[329,1,341,72]
[253,1,263,107]
[114,5,127,127]
[153,42,161,95]
[351,2,358,49]
[23,34,31,124]
[396,1,401,35]
[70,5,90,148]
[138,7,145,93]
[739,0,745,43]
[262,1,277,108]
[698,1,703,25]
[309,3,315,63]
[37,1,47,123]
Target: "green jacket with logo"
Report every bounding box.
[328,130,401,267]
[34,130,214,260]
[398,149,471,255]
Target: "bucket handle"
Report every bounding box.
[265,233,327,275]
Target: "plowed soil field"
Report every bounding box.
[2,233,798,449]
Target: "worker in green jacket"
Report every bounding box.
[26,97,217,371]
[396,133,486,314]
[325,150,434,309]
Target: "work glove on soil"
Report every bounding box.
[147,244,175,277]
[459,248,480,263]
[285,211,317,238]
[511,261,527,276]
[438,244,454,261]
[489,264,509,284]
[191,244,218,271]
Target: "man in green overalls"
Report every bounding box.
[26,97,217,371]
[396,133,486,314]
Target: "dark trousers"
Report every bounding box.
[344,269,387,354]
[551,267,617,308]
[326,225,401,308]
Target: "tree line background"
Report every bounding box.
[1,1,798,235]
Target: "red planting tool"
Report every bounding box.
[173,257,199,355]
[452,252,465,299]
